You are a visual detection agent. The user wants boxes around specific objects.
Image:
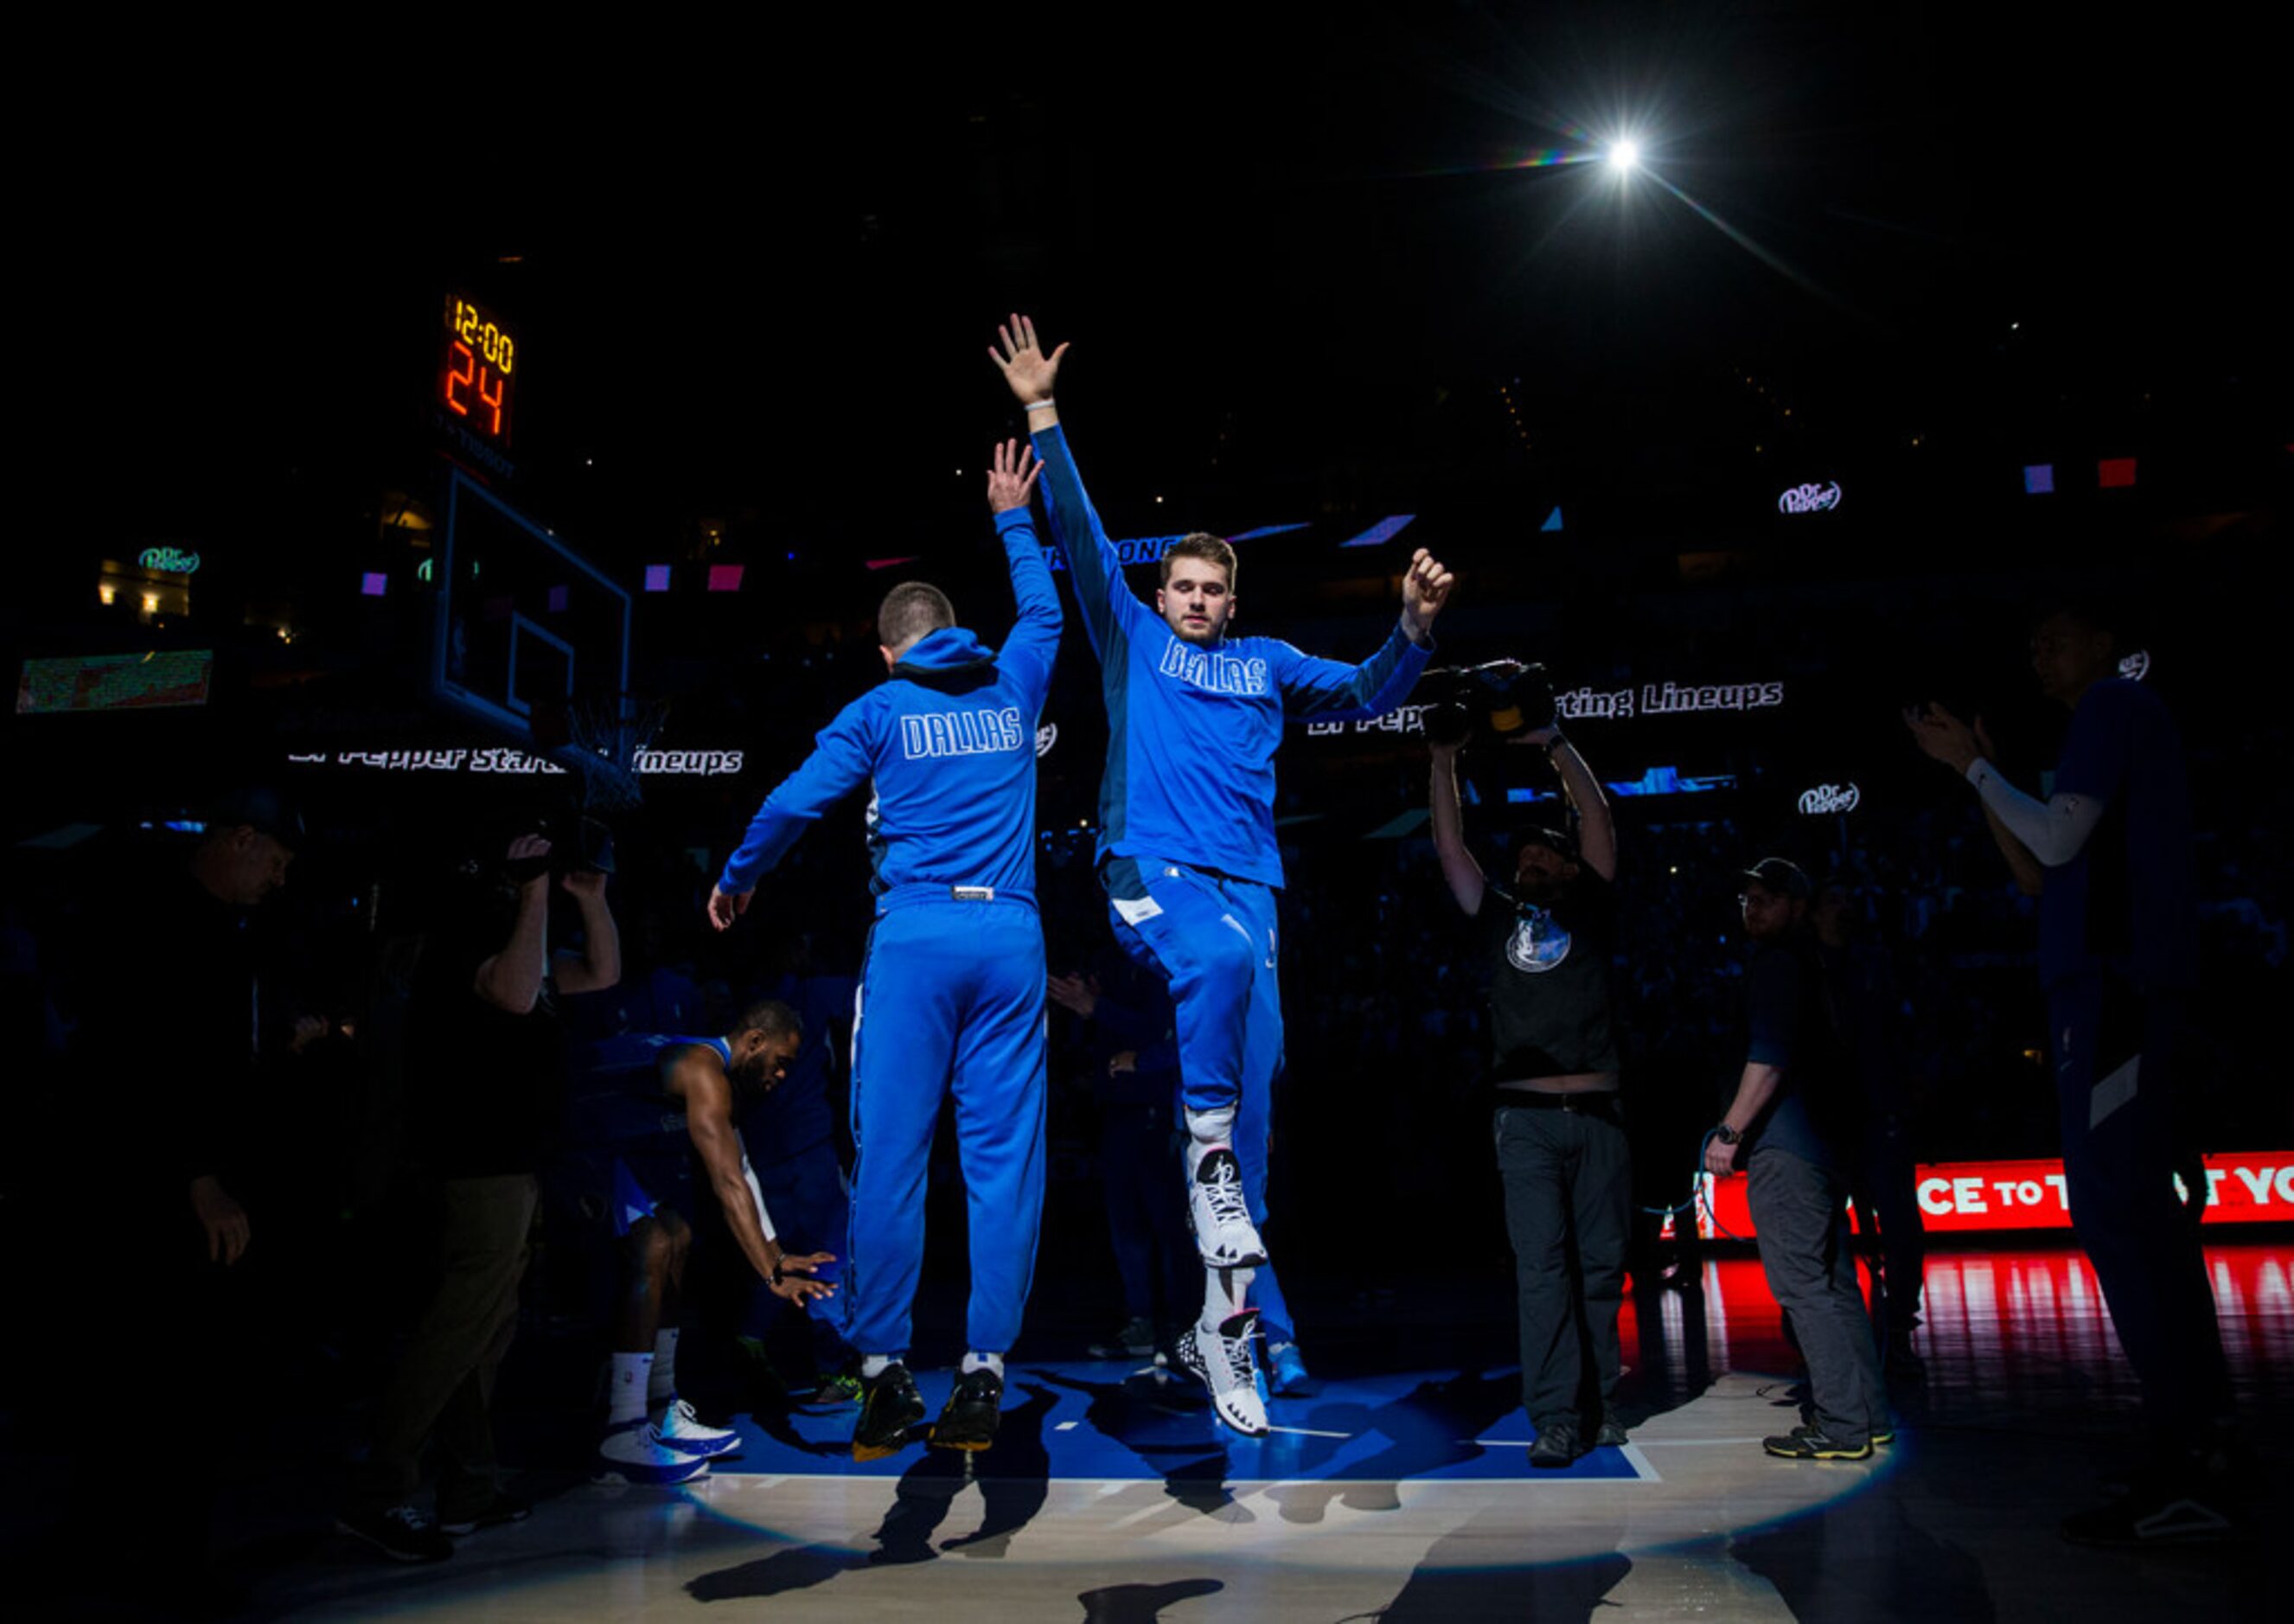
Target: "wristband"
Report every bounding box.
[1543,732,1569,753]
[1712,1123,1741,1146]
[1024,399,1057,412]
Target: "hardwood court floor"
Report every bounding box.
[65,1243,2294,1620]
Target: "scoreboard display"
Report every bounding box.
[439,293,516,449]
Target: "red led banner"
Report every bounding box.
[1697,1151,2294,1239]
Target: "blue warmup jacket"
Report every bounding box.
[1029,423,1430,887]
[719,509,1058,901]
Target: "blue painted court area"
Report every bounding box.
[715,1359,1650,1484]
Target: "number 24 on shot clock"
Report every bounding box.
[439,293,516,447]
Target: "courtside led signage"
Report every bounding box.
[1699,1151,2294,1238]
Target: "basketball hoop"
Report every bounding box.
[564,693,669,813]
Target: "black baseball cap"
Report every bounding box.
[1742,856,1812,899]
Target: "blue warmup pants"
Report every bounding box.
[1102,857,1295,1343]
[2049,964,2232,1433]
[845,888,1047,1359]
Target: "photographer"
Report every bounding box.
[338,828,619,1562]
[1427,672,1628,1469]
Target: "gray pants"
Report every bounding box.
[351,1173,538,1519]
[1495,1100,1632,1433]
[1747,1147,1884,1446]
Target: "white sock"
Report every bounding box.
[1185,1106,1236,1146]
[861,1353,895,1379]
[962,1351,1005,1378]
[648,1328,680,1407]
[609,1352,654,1426]
[1201,1265,1256,1330]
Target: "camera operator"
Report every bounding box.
[338,827,619,1562]
[1427,675,1629,1469]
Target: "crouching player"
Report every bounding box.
[597,1002,834,1483]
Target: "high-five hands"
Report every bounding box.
[1401,547,1457,645]
[987,438,1041,515]
[988,314,1065,405]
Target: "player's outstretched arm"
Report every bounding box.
[1399,547,1456,648]
[989,314,1142,660]
[681,1054,834,1304]
[986,438,1061,701]
[1278,548,1456,721]
[710,706,878,931]
[987,312,1065,429]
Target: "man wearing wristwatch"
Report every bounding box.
[1706,857,1885,1461]
[1430,719,1629,1469]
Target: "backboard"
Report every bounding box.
[427,470,630,745]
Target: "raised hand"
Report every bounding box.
[986,438,1042,514]
[1400,547,1456,644]
[559,867,608,901]
[1902,702,1981,773]
[987,313,1067,405]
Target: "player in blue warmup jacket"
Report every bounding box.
[707,441,1058,1460]
[992,316,1454,1436]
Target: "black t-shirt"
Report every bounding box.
[407,919,570,1179]
[93,869,272,1219]
[1475,872,1621,1082]
[1743,933,1860,1166]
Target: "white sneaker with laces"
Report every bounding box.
[652,1398,741,1460]
[596,1417,712,1485]
[1186,1144,1267,1268]
[1179,1308,1269,1437]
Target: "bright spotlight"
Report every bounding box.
[1608,139,1641,174]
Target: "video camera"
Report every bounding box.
[500,811,617,883]
[1419,660,1557,747]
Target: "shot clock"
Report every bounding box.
[439,293,516,449]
